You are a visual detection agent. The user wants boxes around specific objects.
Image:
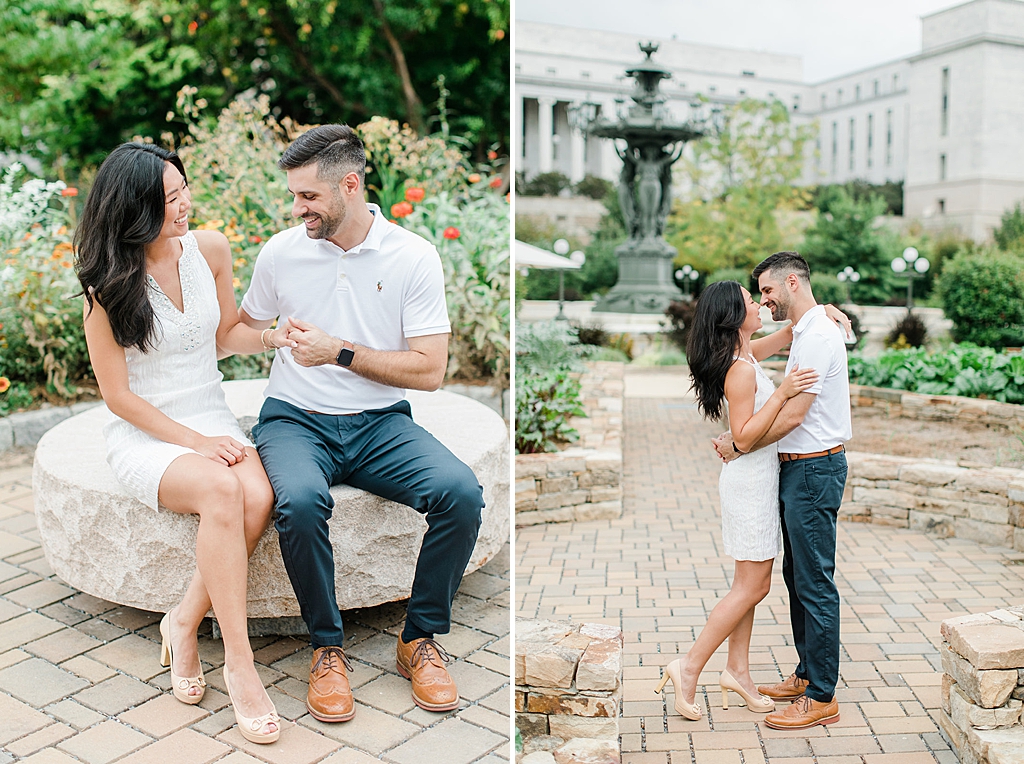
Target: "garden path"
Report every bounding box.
[517,368,1024,764]
[0,449,510,764]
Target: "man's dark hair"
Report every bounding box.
[278,125,366,186]
[752,251,811,285]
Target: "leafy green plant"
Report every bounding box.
[515,369,586,454]
[994,202,1024,254]
[937,249,1024,348]
[885,311,928,349]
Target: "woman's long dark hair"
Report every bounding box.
[74,143,188,352]
[686,280,746,421]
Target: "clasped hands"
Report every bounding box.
[271,316,341,368]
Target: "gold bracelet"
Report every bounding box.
[261,328,277,350]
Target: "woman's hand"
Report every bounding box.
[778,365,818,399]
[268,321,298,351]
[193,435,247,466]
[824,303,853,341]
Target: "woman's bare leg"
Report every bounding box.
[725,605,759,696]
[673,559,773,704]
[158,453,275,725]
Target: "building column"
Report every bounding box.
[515,96,525,161]
[538,97,555,174]
[570,125,586,183]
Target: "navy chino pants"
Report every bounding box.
[778,450,848,703]
[252,397,484,649]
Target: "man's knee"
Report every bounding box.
[273,479,333,535]
[428,464,484,526]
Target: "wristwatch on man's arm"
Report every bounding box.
[335,340,355,367]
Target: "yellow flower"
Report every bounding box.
[233,277,241,289]
[234,258,246,267]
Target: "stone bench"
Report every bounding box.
[33,379,509,621]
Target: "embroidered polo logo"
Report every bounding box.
[376,280,383,292]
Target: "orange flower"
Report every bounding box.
[60,187,78,197]
[487,150,498,160]
[468,173,481,184]
[442,227,460,240]
[188,20,198,33]
[61,261,72,268]
[489,176,503,189]
[391,201,414,218]
[249,235,262,244]
[0,378,10,393]
[404,187,425,203]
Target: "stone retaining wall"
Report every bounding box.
[939,607,1024,763]
[516,619,622,764]
[843,452,1024,551]
[515,362,624,526]
[851,384,1024,430]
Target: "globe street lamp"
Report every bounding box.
[836,266,861,304]
[674,264,700,299]
[554,239,573,321]
[890,246,930,310]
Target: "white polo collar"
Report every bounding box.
[320,203,385,256]
[792,303,825,336]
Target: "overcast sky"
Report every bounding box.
[515,0,966,83]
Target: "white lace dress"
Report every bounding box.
[719,355,782,561]
[103,232,253,510]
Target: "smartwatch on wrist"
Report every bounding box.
[336,340,355,367]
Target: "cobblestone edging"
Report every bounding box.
[939,607,1024,763]
[0,402,103,452]
[515,362,624,527]
[515,619,622,764]
[851,384,1024,430]
[843,451,1024,551]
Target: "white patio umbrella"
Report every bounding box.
[514,240,583,270]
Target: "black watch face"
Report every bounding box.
[337,347,354,367]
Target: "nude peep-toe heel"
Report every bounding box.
[719,669,774,712]
[653,658,702,720]
[159,613,206,705]
[223,666,281,744]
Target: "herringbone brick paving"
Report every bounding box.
[0,448,511,764]
[516,369,1024,764]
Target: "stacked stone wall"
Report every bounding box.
[851,384,1024,430]
[516,362,623,526]
[939,608,1024,763]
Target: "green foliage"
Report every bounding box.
[801,187,904,304]
[706,268,753,289]
[514,321,588,454]
[400,188,510,384]
[664,299,697,352]
[938,249,1024,348]
[810,273,845,306]
[811,180,903,216]
[0,164,90,403]
[666,99,814,274]
[573,174,613,200]
[994,203,1024,254]
[0,0,510,174]
[848,345,1024,403]
[884,311,928,349]
[518,171,570,197]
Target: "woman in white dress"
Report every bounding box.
[655,280,842,720]
[76,143,297,744]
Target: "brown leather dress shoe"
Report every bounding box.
[396,637,459,711]
[307,646,355,722]
[764,695,839,729]
[757,673,809,701]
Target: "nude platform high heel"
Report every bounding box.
[223,666,281,745]
[719,669,774,712]
[653,658,702,720]
[159,613,206,705]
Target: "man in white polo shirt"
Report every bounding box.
[239,125,484,722]
[714,251,851,730]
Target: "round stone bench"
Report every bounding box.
[33,379,509,620]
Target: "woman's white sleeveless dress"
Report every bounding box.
[719,355,782,561]
[103,232,253,510]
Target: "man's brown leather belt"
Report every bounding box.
[779,445,845,462]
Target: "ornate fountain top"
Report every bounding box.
[639,41,659,59]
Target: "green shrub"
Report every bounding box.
[810,273,845,306]
[994,203,1024,254]
[706,268,752,290]
[519,171,570,197]
[573,175,613,200]
[938,249,1024,348]
[884,311,928,349]
[664,299,697,352]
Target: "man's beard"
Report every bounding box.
[768,293,791,321]
[305,195,347,240]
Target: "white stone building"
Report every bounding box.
[516,0,1024,240]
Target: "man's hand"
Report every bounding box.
[285,317,342,367]
[712,431,741,464]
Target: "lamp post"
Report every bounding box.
[836,266,861,304]
[674,265,700,299]
[554,239,572,321]
[890,246,930,310]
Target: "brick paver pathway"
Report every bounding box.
[516,369,1024,764]
[0,448,510,764]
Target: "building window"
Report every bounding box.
[938,199,946,214]
[793,94,800,112]
[581,71,591,79]
[892,73,899,91]
[816,137,822,170]
[941,67,950,136]
[886,109,893,166]
[867,113,874,168]
[855,84,861,101]
[739,89,746,96]
[873,79,879,96]
[837,88,843,104]
[831,121,838,174]
[849,117,855,171]
[546,67,557,76]
[821,93,827,110]
[940,153,947,180]
[742,70,755,77]
[708,85,717,93]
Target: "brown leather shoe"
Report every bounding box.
[396,637,459,711]
[307,646,355,722]
[763,695,839,729]
[757,673,809,701]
